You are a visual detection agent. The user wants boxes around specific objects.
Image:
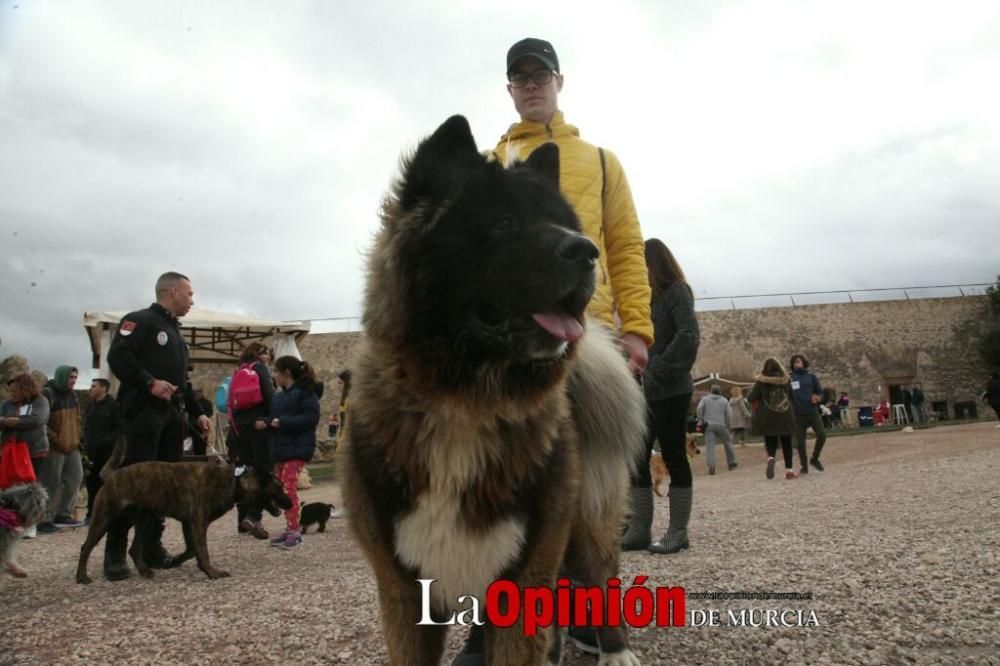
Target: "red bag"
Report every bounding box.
[229,363,264,411]
[0,438,36,488]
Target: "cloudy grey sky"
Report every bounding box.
[2,0,998,381]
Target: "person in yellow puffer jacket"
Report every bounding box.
[491,37,653,375]
[450,38,653,665]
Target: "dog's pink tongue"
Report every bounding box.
[532,312,584,342]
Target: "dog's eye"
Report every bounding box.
[492,216,518,236]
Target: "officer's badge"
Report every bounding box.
[157,331,168,346]
[119,321,136,336]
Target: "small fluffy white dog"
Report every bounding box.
[0,483,49,577]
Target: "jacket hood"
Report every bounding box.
[49,365,77,392]
[756,357,789,385]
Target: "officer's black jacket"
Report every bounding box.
[107,303,203,418]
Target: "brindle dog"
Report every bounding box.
[76,461,291,583]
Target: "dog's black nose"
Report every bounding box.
[557,233,599,270]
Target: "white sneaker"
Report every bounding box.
[994,424,1000,429]
[23,525,38,539]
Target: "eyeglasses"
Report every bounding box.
[508,69,555,88]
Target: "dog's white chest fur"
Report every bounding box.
[395,488,525,612]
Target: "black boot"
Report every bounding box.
[811,439,826,471]
[797,443,809,474]
[103,517,131,581]
[649,486,693,554]
[141,514,171,569]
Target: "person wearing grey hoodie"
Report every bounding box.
[696,384,736,474]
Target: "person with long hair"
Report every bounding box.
[639,239,700,555]
[259,356,320,550]
[230,342,274,539]
[730,386,752,446]
[1,373,50,539]
[747,358,799,479]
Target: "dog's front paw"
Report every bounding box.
[206,568,230,579]
[139,568,155,578]
[598,649,641,666]
[76,574,92,585]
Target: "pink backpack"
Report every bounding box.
[229,363,264,411]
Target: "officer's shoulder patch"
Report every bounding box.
[119,320,137,336]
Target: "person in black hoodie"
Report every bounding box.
[228,343,275,539]
[789,353,827,473]
[82,378,123,522]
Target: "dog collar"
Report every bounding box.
[0,507,23,531]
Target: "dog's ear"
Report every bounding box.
[521,142,560,190]
[400,115,481,210]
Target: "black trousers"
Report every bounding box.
[122,405,184,466]
[646,393,693,489]
[232,417,271,524]
[106,405,184,570]
[794,412,827,464]
[630,405,657,487]
[84,443,113,519]
[764,435,794,469]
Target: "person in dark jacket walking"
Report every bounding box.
[983,372,1000,427]
[258,356,319,550]
[229,342,275,539]
[911,385,926,424]
[789,353,827,473]
[901,387,913,423]
[748,358,799,480]
[82,378,123,522]
[638,239,700,556]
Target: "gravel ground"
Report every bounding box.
[2,421,998,665]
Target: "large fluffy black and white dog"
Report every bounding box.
[343,116,646,665]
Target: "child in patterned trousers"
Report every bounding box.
[271,460,305,549]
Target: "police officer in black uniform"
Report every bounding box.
[104,271,211,581]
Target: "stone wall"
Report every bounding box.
[183,295,993,452]
[692,295,992,409]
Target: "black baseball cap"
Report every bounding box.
[506,38,560,75]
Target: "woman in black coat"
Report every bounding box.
[229,342,275,539]
[747,358,799,480]
[639,239,701,555]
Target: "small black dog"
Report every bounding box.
[300,502,335,534]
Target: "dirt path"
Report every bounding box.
[2,422,998,665]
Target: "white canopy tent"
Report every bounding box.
[83,307,311,377]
